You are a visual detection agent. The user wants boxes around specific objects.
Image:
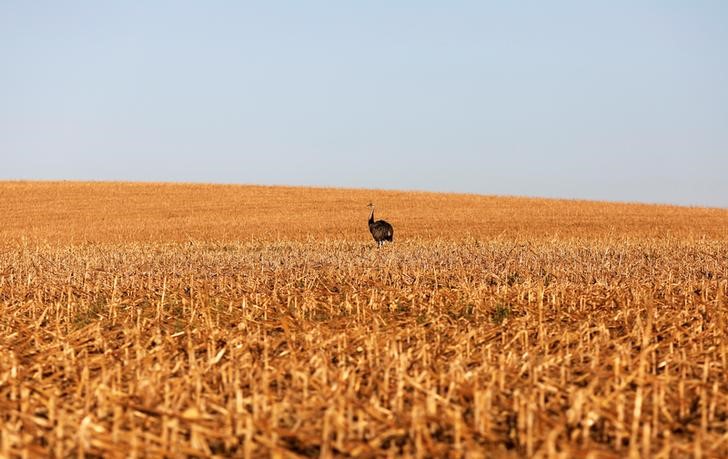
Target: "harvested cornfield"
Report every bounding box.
[1,181,728,458]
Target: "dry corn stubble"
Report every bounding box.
[1,181,728,458]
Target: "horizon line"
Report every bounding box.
[2,178,726,211]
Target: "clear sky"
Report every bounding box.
[2,2,727,207]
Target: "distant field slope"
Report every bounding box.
[0,181,727,243]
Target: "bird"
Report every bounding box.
[367,203,393,246]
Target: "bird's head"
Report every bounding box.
[367,202,374,208]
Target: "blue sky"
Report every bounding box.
[2,2,727,207]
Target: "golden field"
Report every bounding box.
[1,181,728,458]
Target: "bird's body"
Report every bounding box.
[367,204,393,246]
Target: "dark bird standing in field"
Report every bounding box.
[367,203,393,246]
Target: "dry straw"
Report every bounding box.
[1,181,727,457]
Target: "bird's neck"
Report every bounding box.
[368,208,374,224]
